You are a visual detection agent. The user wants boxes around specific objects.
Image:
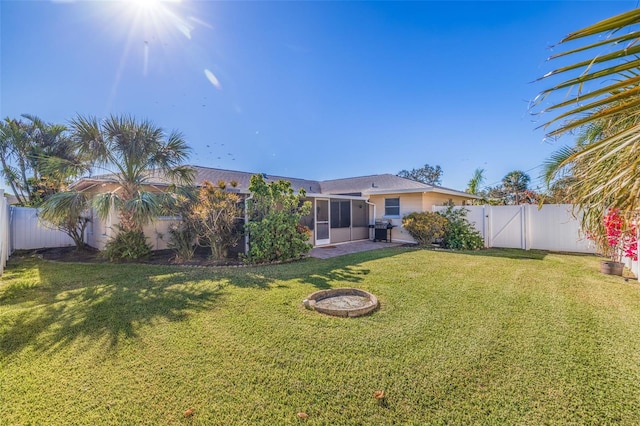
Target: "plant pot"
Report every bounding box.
[600,260,624,276]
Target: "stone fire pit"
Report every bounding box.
[303,288,379,317]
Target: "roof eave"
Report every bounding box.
[366,187,481,199]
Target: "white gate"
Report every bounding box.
[487,205,526,249]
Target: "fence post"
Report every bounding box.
[0,190,9,276]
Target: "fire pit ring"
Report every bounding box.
[303,288,379,317]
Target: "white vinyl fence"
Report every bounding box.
[433,204,639,279]
[10,207,75,251]
[0,191,10,276]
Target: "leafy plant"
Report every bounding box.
[245,174,312,263]
[587,209,638,262]
[70,114,194,234]
[38,190,91,250]
[533,9,640,237]
[401,212,448,245]
[191,180,242,259]
[438,206,484,250]
[167,222,197,261]
[103,228,152,261]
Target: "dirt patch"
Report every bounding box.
[12,246,245,267]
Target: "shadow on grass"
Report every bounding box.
[440,247,550,260]
[0,261,225,357]
[0,247,407,357]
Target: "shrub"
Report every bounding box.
[402,212,449,245]
[191,181,243,259]
[103,228,152,261]
[167,223,197,261]
[438,206,484,250]
[245,174,312,263]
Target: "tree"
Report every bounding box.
[191,180,242,259]
[38,191,91,250]
[466,168,485,195]
[245,174,312,263]
[533,8,640,234]
[397,164,443,185]
[0,115,79,206]
[502,170,530,205]
[70,114,194,234]
[39,114,195,260]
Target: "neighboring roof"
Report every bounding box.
[70,165,478,199]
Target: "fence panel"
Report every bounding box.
[525,205,592,253]
[10,207,74,250]
[0,191,9,276]
[434,204,595,254]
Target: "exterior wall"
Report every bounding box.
[86,209,114,251]
[352,227,369,240]
[330,228,351,244]
[81,183,184,252]
[421,193,470,210]
[368,192,472,243]
[142,217,182,251]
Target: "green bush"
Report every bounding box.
[439,206,484,250]
[245,174,312,263]
[103,228,152,261]
[167,223,196,261]
[402,212,449,245]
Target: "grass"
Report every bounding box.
[1,247,640,424]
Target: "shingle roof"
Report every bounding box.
[190,166,322,193]
[71,166,477,198]
[320,174,431,195]
[72,166,322,193]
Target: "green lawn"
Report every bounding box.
[2,248,640,425]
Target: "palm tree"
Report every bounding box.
[0,115,81,206]
[502,170,530,205]
[70,114,195,233]
[466,168,485,195]
[534,8,640,231]
[39,191,91,250]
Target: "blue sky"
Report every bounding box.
[1,0,637,193]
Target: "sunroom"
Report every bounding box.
[300,194,371,246]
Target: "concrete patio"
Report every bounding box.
[309,240,403,259]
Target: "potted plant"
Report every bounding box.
[588,209,637,276]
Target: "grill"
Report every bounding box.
[371,221,395,242]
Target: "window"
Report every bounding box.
[385,198,400,216]
[330,200,351,228]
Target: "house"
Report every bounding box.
[72,165,479,250]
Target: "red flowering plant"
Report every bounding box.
[587,209,638,262]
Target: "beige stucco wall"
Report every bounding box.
[81,182,182,251]
[368,192,472,243]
